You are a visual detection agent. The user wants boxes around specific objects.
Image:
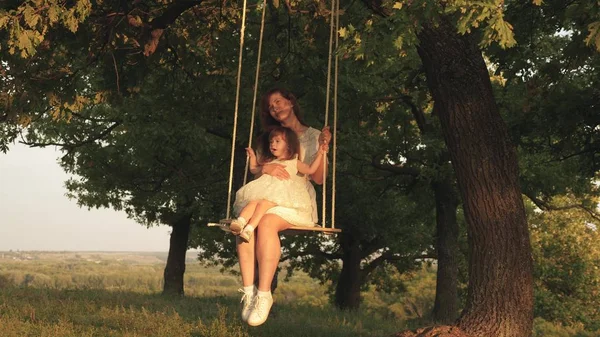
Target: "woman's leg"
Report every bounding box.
[237,235,256,287]
[245,213,291,326]
[236,200,277,285]
[255,214,291,291]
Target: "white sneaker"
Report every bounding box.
[247,294,273,326]
[238,288,256,322]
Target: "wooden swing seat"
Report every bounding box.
[207,218,341,235]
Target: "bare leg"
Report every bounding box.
[239,201,258,221]
[237,235,256,287]
[247,199,277,228]
[231,201,258,234]
[255,214,292,292]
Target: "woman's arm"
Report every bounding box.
[260,163,290,179]
[308,126,331,184]
[247,147,289,179]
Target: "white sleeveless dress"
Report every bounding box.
[233,127,321,227]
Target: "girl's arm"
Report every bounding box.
[297,144,328,175]
[246,148,261,175]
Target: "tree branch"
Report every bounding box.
[371,154,421,177]
[524,191,600,222]
[144,1,204,56]
[284,246,342,260]
[21,122,122,150]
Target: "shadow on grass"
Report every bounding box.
[3,286,403,337]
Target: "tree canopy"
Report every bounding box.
[2,0,600,336]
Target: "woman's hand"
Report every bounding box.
[262,163,290,180]
[319,126,332,146]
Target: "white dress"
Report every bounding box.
[233,127,321,227]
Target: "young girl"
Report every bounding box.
[231,126,328,242]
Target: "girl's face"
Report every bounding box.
[269,134,289,159]
[268,93,294,122]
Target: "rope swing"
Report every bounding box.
[209,0,341,234]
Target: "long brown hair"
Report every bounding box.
[257,126,300,163]
[260,87,309,131]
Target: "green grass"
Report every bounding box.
[0,252,406,337]
[6,251,594,337]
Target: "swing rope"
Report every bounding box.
[226,0,249,220]
[218,0,341,233]
[331,0,339,229]
[322,0,337,228]
[243,0,267,187]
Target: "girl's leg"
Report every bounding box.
[247,199,276,228]
[231,201,258,234]
[239,200,276,242]
[239,201,258,221]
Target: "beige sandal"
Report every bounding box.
[229,219,244,235]
[239,227,254,243]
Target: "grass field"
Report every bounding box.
[0,251,416,337]
[3,251,594,337]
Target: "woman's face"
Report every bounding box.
[268,92,294,123]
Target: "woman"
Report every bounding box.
[236,88,331,327]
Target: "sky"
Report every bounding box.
[0,142,172,252]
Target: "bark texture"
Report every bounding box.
[334,232,363,310]
[163,213,192,296]
[431,180,460,323]
[415,18,534,337]
[394,325,471,337]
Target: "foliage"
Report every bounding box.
[0,0,92,58]
[533,317,600,337]
[528,197,600,331]
[1,0,600,322]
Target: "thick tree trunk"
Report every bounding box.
[431,179,460,323]
[415,18,533,337]
[163,213,191,296]
[334,232,362,310]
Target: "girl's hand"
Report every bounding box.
[246,147,257,160]
[319,126,332,146]
[318,143,329,154]
[262,163,290,180]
